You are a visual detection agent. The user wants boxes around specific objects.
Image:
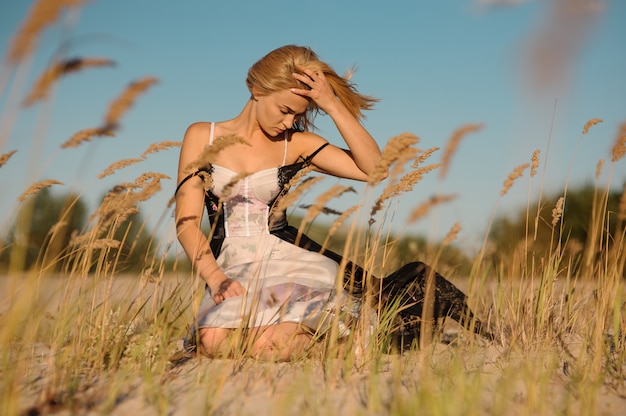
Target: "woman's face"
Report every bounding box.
[255,89,309,136]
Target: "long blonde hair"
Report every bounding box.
[246,45,378,131]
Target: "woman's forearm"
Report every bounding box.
[326,103,381,176]
[176,224,221,283]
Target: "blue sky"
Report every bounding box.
[1,0,625,252]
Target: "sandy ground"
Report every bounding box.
[2,274,626,415]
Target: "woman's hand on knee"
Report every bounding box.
[208,272,246,304]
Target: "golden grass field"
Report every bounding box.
[2,271,625,415]
[1,1,626,415]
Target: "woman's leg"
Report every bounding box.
[198,327,234,357]
[248,323,312,362]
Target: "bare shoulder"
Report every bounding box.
[180,122,213,154]
[184,122,212,141]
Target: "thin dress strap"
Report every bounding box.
[282,130,289,166]
[306,142,330,163]
[209,122,215,145]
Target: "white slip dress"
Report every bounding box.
[195,123,357,335]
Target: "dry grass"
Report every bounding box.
[17,179,64,201]
[5,0,86,64]
[97,157,145,179]
[141,141,183,158]
[1,4,625,415]
[612,122,626,162]
[104,77,159,128]
[23,57,115,106]
[439,123,483,180]
[500,163,530,196]
[61,126,116,148]
[0,150,17,168]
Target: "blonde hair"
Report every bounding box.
[246,45,377,131]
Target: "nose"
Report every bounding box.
[283,114,296,129]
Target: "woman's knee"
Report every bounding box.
[250,324,311,361]
[198,327,232,357]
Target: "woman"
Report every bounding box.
[175,45,489,361]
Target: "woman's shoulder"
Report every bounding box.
[183,121,217,146]
[185,121,213,136]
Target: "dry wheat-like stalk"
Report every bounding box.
[97,158,145,179]
[530,149,540,177]
[411,147,439,168]
[302,185,355,224]
[18,179,64,201]
[595,159,604,180]
[408,194,457,224]
[48,220,68,236]
[135,171,170,185]
[89,238,122,250]
[611,122,626,162]
[23,57,115,106]
[582,118,603,135]
[6,0,86,64]
[552,196,565,226]
[442,222,461,246]
[617,183,626,222]
[104,76,159,127]
[327,205,359,237]
[61,126,115,148]
[0,150,17,168]
[68,232,93,247]
[500,163,530,196]
[184,135,250,173]
[219,172,251,200]
[371,163,441,216]
[89,172,168,235]
[272,176,324,219]
[439,123,484,180]
[141,140,182,157]
[368,132,419,184]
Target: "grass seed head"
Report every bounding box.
[582,118,603,135]
[368,132,419,184]
[302,185,355,224]
[61,126,115,148]
[6,0,86,64]
[104,76,159,128]
[97,158,145,179]
[18,179,64,201]
[530,149,540,177]
[24,57,115,106]
[595,159,604,180]
[141,141,182,158]
[611,122,626,162]
[500,163,530,196]
[552,196,565,226]
[184,135,250,173]
[439,123,483,180]
[371,163,441,217]
[0,150,17,168]
[408,194,457,224]
[442,222,462,246]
